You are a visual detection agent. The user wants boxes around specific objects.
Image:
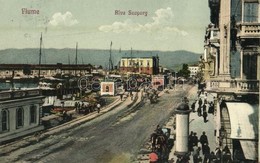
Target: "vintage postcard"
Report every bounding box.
[0,0,259,163]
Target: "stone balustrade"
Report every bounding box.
[237,23,260,38]
[207,79,259,93]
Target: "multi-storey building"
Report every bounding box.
[0,89,45,143]
[204,0,260,161]
[188,64,199,77]
[119,56,159,75]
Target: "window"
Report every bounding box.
[1,110,8,131]
[147,60,150,66]
[16,107,24,128]
[122,61,125,66]
[30,105,37,124]
[244,2,259,22]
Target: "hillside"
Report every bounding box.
[0,49,201,70]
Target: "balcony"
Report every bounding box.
[206,79,259,94]
[237,23,260,39]
[205,28,220,45]
[209,28,220,43]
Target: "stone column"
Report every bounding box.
[219,0,231,77]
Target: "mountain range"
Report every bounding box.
[0,49,201,71]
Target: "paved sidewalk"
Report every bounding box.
[168,87,217,163]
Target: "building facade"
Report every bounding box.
[0,89,45,143]
[204,0,260,161]
[188,65,199,77]
[119,56,159,75]
[0,64,93,79]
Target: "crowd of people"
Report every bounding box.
[188,131,217,163]
[75,101,102,115]
[191,96,214,124]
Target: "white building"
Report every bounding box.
[188,65,199,77]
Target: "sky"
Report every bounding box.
[0,0,210,53]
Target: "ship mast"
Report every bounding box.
[75,42,78,76]
[38,33,42,79]
[109,41,113,71]
[75,42,78,65]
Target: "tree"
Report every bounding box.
[178,64,190,78]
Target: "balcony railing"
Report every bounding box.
[206,79,259,94]
[237,22,260,38]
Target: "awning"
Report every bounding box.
[225,102,258,139]
[240,140,257,160]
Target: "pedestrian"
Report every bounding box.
[34,131,41,142]
[176,155,189,163]
[202,104,207,112]
[176,156,182,163]
[203,143,210,163]
[75,102,78,112]
[188,131,194,152]
[215,148,222,162]
[120,94,123,101]
[204,98,207,104]
[192,132,198,147]
[223,146,232,162]
[97,103,101,113]
[203,111,208,123]
[197,106,202,117]
[198,98,202,107]
[191,101,196,112]
[199,132,209,153]
[149,151,159,163]
[208,151,217,163]
[193,146,201,163]
[130,91,133,101]
[208,102,214,114]
[150,131,158,151]
[81,102,84,110]
[62,110,68,121]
